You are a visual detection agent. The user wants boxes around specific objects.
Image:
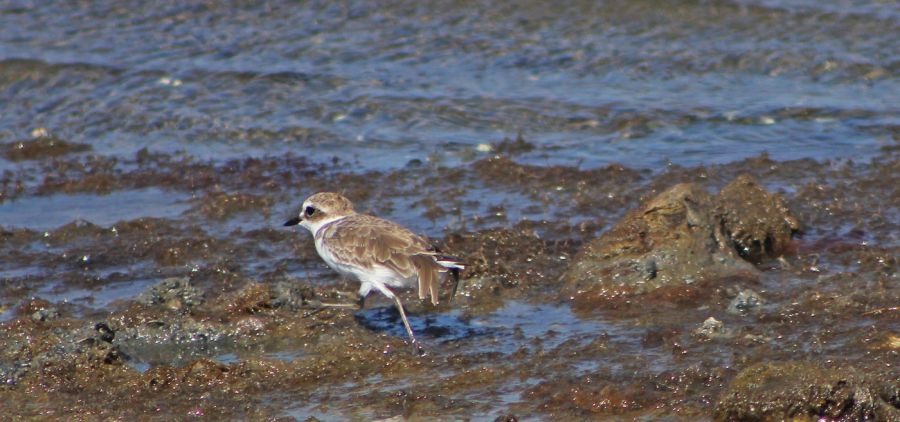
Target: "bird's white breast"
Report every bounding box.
[312,219,356,277]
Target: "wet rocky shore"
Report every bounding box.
[0,136,896,420]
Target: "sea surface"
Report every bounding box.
[1,0,896,177]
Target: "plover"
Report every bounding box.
[284,192,464,351]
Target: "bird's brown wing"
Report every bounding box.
[322,216,443,303]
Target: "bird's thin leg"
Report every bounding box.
[390,295,425,356]
[449,268,461,303]
[358,282,374,309]
[316,302,359,309]
[317,289,364,309]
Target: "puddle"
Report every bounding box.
[129,361,151,374]
[0,276,158,322]
[281,402,348,422]
[262,349,306,363]
[355,301,639,358]
[214,352,240,365]
[473,301,621,352]
[36,277,155,309]
[0,188,190,231]
[120,339,231,372]
[122,334,311,374]
[355,306,489,343]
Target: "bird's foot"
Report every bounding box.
[411,340,427,357]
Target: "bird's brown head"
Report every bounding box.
[284,192,356,233]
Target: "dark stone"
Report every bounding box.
[715,361,900,421]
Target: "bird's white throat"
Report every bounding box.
[304,214,351,236]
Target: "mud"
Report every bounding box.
[0,147,898,419]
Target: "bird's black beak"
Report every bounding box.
[284,216,301,227]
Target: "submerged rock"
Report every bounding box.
[715,361,900,421]
[726,289,764,314]
[0,136,91,161]
[562,175,799,306]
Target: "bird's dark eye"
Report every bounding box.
[304,206,316,217]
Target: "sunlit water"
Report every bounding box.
[1,0,896,174]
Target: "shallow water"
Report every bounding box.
[0,0,897,420]
[0,188,190,230]
[2,0,897,173]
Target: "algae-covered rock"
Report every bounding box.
[562,175,799,305]
[562,183,758,303]
[715,361,900,421]
[716,174,800,262]
[136,277,204,311]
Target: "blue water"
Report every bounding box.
[0,0,896,173]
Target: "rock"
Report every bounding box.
[715,174,800,262]
[270,281,316,310]
[31,307,60,322]
[17,298,59,321]
[223,282,273,314]
[493,133,535,155]
[727,289,764,314]
[137,277,203,309]
[715,362,900,421]
[562,176,799,306]
[9,321,127,387]
[562,183,759,304]
[693,317,730,339]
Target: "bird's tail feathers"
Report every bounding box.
[412,253,466,305]
[433,254,465,271]
[433,254,464,302]
[411,255,440,305]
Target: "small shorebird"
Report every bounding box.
[284,192,464,351]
